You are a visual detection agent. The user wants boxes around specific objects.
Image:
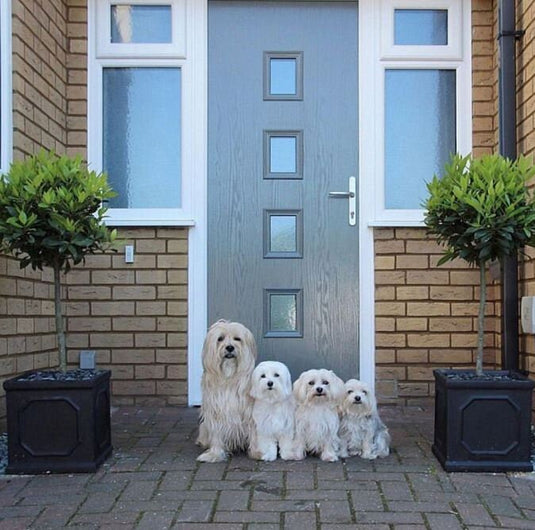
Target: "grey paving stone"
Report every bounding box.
[217,489,250,511]
[136,511,176,529]
[284,511,317,528]
[213,511,281,523]
[425,513,464,530]
[175,499,214,522]
[354,511,424,524]
[496,517,535,529]
[172,524,243,530]
[454,502,496,526]
[349,489,385,512]
[318,498,353,524]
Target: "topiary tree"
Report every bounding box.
[0,150,117,372]
[423,153,535,376]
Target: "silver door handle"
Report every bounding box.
[328,191,355,198]
[328,176,356,226]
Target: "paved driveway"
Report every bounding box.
[1,401,535,529]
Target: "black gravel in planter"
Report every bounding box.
[443,371,530,382]
[14,369,108,383]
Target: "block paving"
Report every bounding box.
[1,401,535,529]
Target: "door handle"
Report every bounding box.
[328,176,356,226]
[328,191,355,198]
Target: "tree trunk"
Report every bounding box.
[54,264,67,372]
[476,261,487,376]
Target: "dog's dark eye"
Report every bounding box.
[308,380,315,386]
[274,373,279,377]
[217,336,224,342]
[260,374,266,378]
[362,390,368,395]
[347,390,353,394]
[234,337,241,342]
[323,380,329,385]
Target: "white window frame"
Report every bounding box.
[89,0,208,405]
[88,0,202,226]
[0,0,12,174]
[96,0,186,58]
[361,0,472,227]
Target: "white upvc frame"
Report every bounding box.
[381,0,463,60]
[96,0,186,58]
[365,0,472,227]
[88,0,207,404]
[0,0,12,174]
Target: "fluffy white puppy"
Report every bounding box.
[292,368,345,462]
[339,379,391,459]
[249,361,296,461]
[196,320,257,462]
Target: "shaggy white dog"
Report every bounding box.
[248,361,296,461]
[196,320,257,462]
[339,379,391,459]
[292,368,345,462]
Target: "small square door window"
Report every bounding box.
[264,289,303,338]
[264,131,303,179]
[264,52,303,100]
[264,210,303,258]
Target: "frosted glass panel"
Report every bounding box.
[111,5,172,43]
[270,136,297,173]
[270,58,297,95]
[103,67,181,208]
[385,69,456,209]
[270,294,297,332]
[270,216,297,252]
[394,9,448,45]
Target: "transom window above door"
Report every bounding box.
[96,0,186,58]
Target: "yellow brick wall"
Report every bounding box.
[0,0,70,421]
[518,0,535,375]
[374,229,500,404]
[66,229,189,406]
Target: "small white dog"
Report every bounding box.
[196,320,257,462]
[292,368,345,462]
[339,379,391,459]
[249,361,296,461]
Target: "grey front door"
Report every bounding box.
[208,1,359,380]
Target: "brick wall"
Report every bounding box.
[12,0,68,158]
[66,229,189,406]
[0,0,70,421]
[374,229,500,404]
[518,0,535,375]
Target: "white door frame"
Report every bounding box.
[189,0,376,405]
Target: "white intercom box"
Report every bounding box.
[521,296,535,334]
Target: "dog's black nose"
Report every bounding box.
[316,387,323,394]
[354,395,361,403]
[267,380,273,388]
[225,345,235,353]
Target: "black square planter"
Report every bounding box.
[433,369,534,472]
[3,369,112,474]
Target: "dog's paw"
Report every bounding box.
[361,452,377,460]
[197,448,227,463]
[320,451,338,462]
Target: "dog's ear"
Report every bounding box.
[329,371,346,403]
[364,383,378,414]
[201,325,220,374]
[242,326,258,361]
[249,371,261,400]
[293,373,308,403]
[281,366,293,396]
